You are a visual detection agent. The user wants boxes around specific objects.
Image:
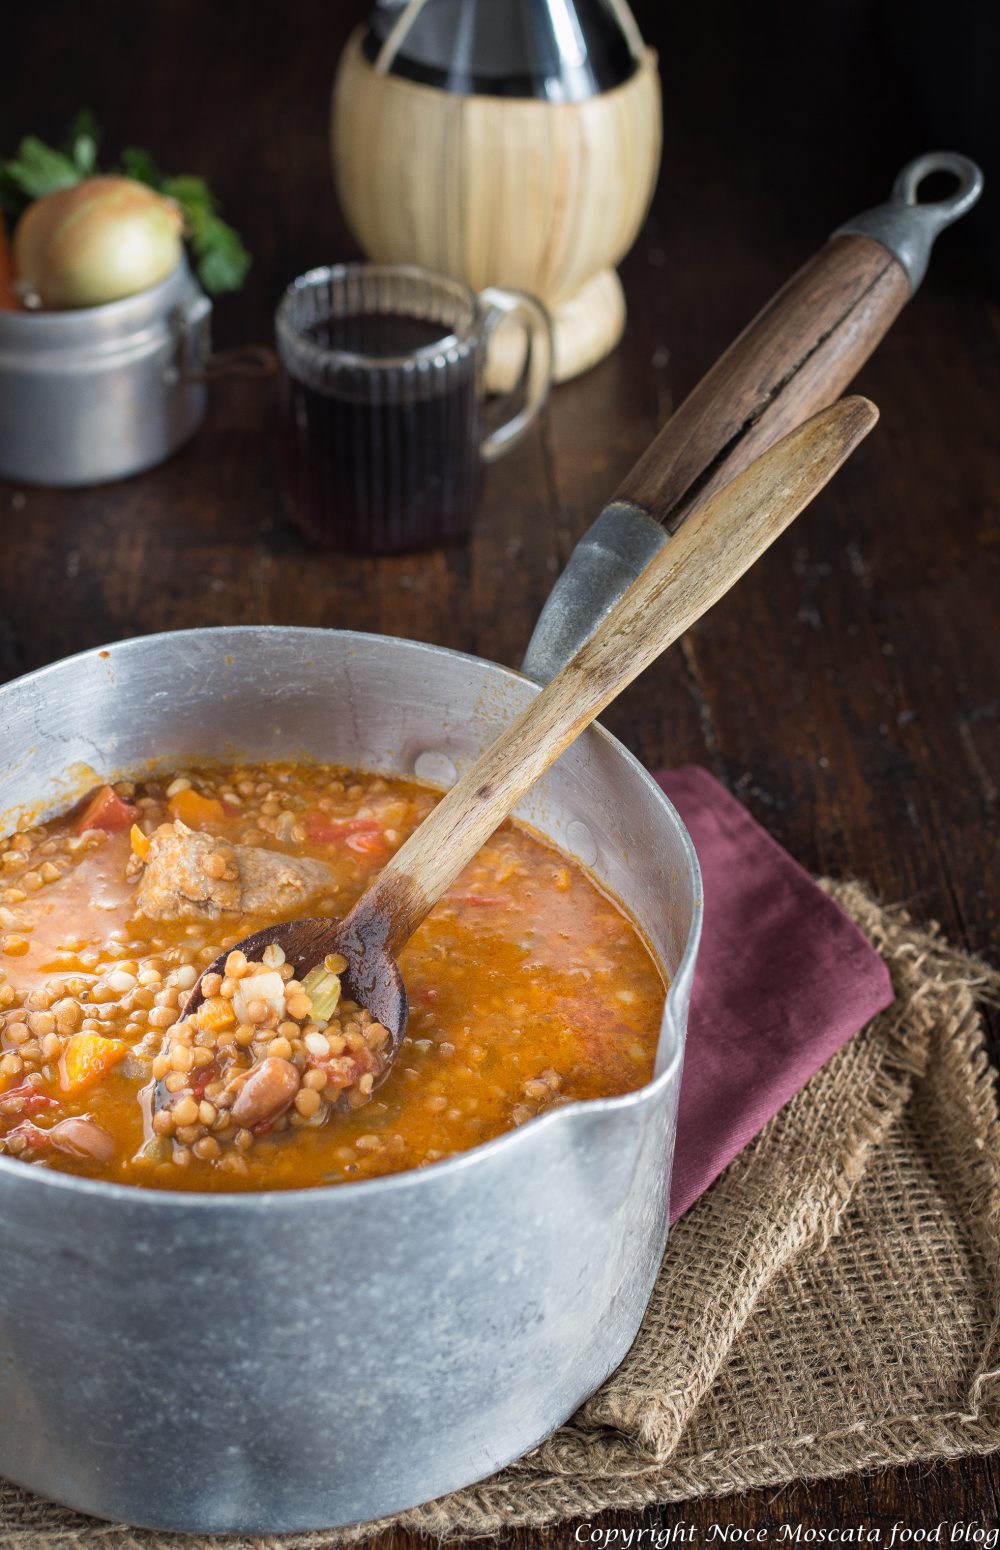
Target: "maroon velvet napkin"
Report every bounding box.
[658,766,895,1222]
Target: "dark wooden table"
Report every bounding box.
[2,0,997,1540]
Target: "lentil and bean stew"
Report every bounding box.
[0,764,666,1190]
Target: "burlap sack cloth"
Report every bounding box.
[3,881,998,1547]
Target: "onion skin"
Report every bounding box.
[13,175,184,309]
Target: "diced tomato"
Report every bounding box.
[451,893,505,908]
[75,784,137,835]
[5,1120,47,1152]
[344,830,388,857]
[305,813,386,854]
[304,813,338,843]
[309,1054,364,1091]
[190,1058,219,1100]
[0,1081,57,1115]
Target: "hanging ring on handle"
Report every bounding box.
[892,150,984,221]
[834,150,984,293]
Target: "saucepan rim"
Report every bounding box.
[0,624,703,1208]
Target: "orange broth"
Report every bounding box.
[0,763,666,1190]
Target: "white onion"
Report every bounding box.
[13,175,184,309]
[233,972,287,1026]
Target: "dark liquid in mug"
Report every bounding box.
[281,312,482,554]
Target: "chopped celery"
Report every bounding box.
[302,964,342,1025]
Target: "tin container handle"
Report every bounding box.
[522,150,983,684]
[167,287,276,385]
[180,345,277,384]
[165,293,211,385]
[169,294,276,384]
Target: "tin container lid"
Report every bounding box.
[362,0,645,102]
[0,256,199,358]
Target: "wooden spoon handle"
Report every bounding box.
[353,396,877,956]
[617,234,906,530]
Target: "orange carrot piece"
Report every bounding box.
[169,788,226,830]
[130,823,151,861]
[60,1033,127,1093]
[198,996,236,1034]
[0,215,19,311]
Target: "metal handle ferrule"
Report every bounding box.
[834,150,984,292]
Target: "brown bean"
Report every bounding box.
[47,1117,116,1164]
[230,1056,300,1128]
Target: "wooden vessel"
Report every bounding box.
[331,26,661,384]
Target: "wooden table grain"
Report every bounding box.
[2,0,997,1539]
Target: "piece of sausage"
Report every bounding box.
[229,1057,301,1129]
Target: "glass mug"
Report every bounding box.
[275,264,552,554]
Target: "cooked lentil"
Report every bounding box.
[0,764,666,1190]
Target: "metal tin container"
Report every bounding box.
[0,624,701,1534]
[0,257,211,486]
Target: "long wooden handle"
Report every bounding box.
[353,396,878,955]
[618,234,906,529]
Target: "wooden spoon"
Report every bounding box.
[183,396,877,1081]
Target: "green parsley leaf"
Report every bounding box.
[0,135,81,219]
[65,110,100,177]
[190,215,252,294]
[162,174,251,294]
[120,145,165,190]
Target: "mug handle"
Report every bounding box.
[478,287,553,463]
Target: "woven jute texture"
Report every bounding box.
[3,881,998,1548]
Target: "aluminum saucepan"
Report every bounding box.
[0,152,982,1531]
[0,625,701,1534]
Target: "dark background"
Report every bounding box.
[1,0,998,1539]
